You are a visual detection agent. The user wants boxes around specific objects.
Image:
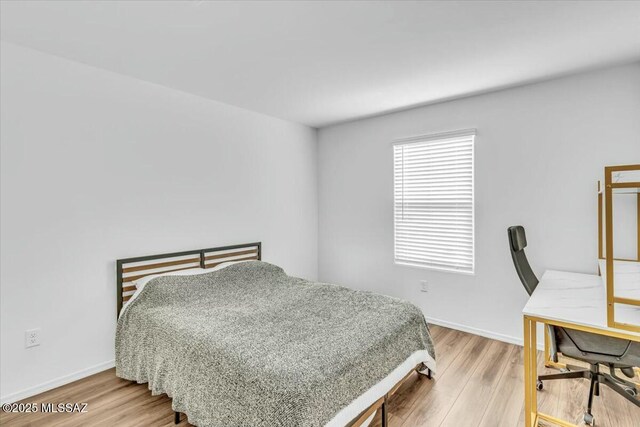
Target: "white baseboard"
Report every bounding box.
[424,315,545,351]
[0,359,115,404]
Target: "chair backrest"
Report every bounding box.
[508,226,539,296]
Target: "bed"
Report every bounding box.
[115,243,436,427]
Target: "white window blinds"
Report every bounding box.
[393,130,475,274]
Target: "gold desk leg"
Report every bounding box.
[544,325,551,367]
[524,316,538,427]
[531,318,538,424]
[524,317,530,427]
[544,325,569,371]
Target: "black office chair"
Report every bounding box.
[508,226,640,425]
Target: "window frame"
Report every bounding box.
[392,129,476,275]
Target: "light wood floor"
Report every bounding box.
[2,325,638,426]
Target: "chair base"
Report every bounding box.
[537,364,639,423]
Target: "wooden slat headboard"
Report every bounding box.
[116,242,261,316]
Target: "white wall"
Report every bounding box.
[0,42,318,402]
[318,63,640,345]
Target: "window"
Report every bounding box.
[393,129,475,274]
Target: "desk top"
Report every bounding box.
[523,262,640,338]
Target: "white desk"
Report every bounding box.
[521,263,640,427]
[523,268,640,337]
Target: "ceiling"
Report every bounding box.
[2,1,640,128]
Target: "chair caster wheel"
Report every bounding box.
[536,380,543,391]
[583,413,594,426]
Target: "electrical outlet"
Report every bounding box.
[25,328,41,348]
[420,280,429,293]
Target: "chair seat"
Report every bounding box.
[555,327,640,368]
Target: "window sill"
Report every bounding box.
[394,260,475,276]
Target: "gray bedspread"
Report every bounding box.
[116,261,435,427]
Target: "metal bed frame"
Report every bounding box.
[116,242,262,315]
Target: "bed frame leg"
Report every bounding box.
[174,411,180,424]
[417,364,433,379]
[381,399,388,427]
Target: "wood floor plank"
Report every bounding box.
[400,334,493,426]
[426,324,446,341]
[387,327,471,421]
[478,343,523,427]
[2,326,638,427]
[516,350,555,427]
[367,411,402,427]
[440,340,514,427]
[536,355,599,426]
[596,380,640,427]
